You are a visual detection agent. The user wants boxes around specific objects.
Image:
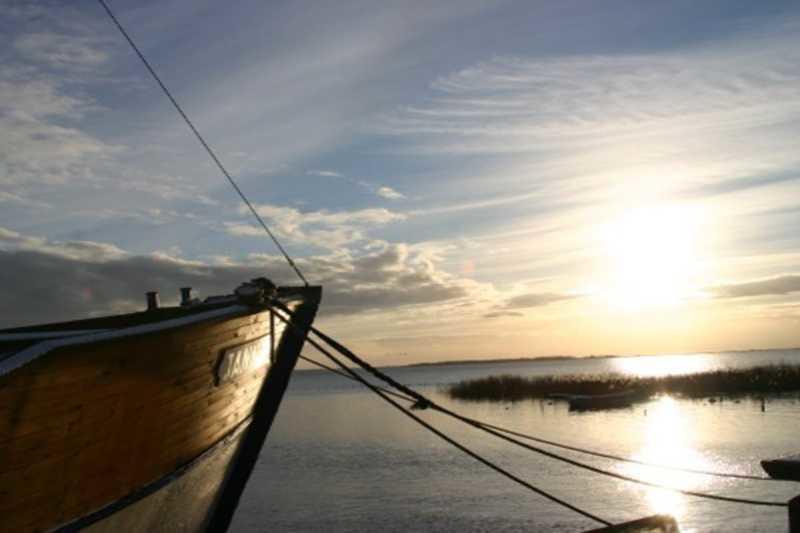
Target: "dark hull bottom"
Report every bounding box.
[77,420,250,532]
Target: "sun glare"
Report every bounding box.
[598,203,706,311]
[612,353,712,378]
[621,396,710,522]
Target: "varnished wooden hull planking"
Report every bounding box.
[0,286,321,532]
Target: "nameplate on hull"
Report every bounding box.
[216,336,271,385]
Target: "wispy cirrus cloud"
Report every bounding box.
[369,21,800,295]
[481,290,578,319]
[0,191,51,209]
[378,28,800,217]
[307,169,343,178]
[712,274,800,299]
[484,311,523,319]
[503,292,578,309]
[307,169,406,201]
[384,45,800,155]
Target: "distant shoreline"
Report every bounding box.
[296,346,800,373]
[395,346,800,370]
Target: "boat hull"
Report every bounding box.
[567,390,647,411]
[761,454,800,482]
[0,286,320,532]
[583,514,679,532]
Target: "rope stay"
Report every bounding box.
[96,0,309,286]
[270,306,790,511]
[297,339,612,526]
[94,0,789,521]
[298,355,780,483]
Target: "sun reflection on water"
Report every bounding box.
[612,353,713,378]
[620,396,712,524]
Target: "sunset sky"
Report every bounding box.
[1,0,799,364]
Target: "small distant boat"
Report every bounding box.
[566,390,647,411]
[583,514,679,532]
[761,454,800,481]
[0,279,320,532]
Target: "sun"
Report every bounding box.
[598,203,706,311]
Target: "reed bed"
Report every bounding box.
[446,364,800,402]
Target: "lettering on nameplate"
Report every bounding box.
[216,335,271,385]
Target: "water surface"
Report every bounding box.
[234,350,800,532]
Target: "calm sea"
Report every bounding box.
[233,350,800,533]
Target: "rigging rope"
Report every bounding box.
[298,345,612,526]
[96,0,309,286]
[297,355,780,483]
[271,306,789,509]
[97,0,791,513]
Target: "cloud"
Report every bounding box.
[0,110,114,186]
[0,227,476,327]
[0,77,89,119]
[681,172,800,199]
[0,191,51,209]
[376,37,800,217]
[712,274,800,299]
[14,32,109,70]
[383,48,800,153]
[503,292,576,309]
[0,70,117,188]
[0,227,127,261]
[301,243,474,315]
[226,204,406,249]
[483,311,523,318]
[366,27,800,289]
[307,170,406,200]
[307,170,343,177]
[111,0,498,201]
[477,290,576,319]
[0,61,211,205]
[376,186,406,200]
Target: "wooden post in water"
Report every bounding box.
[790,495,800,533]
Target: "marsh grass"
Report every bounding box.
[446,364,800,402]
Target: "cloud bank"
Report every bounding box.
[0,227,476,328]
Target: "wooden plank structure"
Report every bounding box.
[0,281,320,532]
[584,514,679,533]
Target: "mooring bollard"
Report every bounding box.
[790,495,800,533]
